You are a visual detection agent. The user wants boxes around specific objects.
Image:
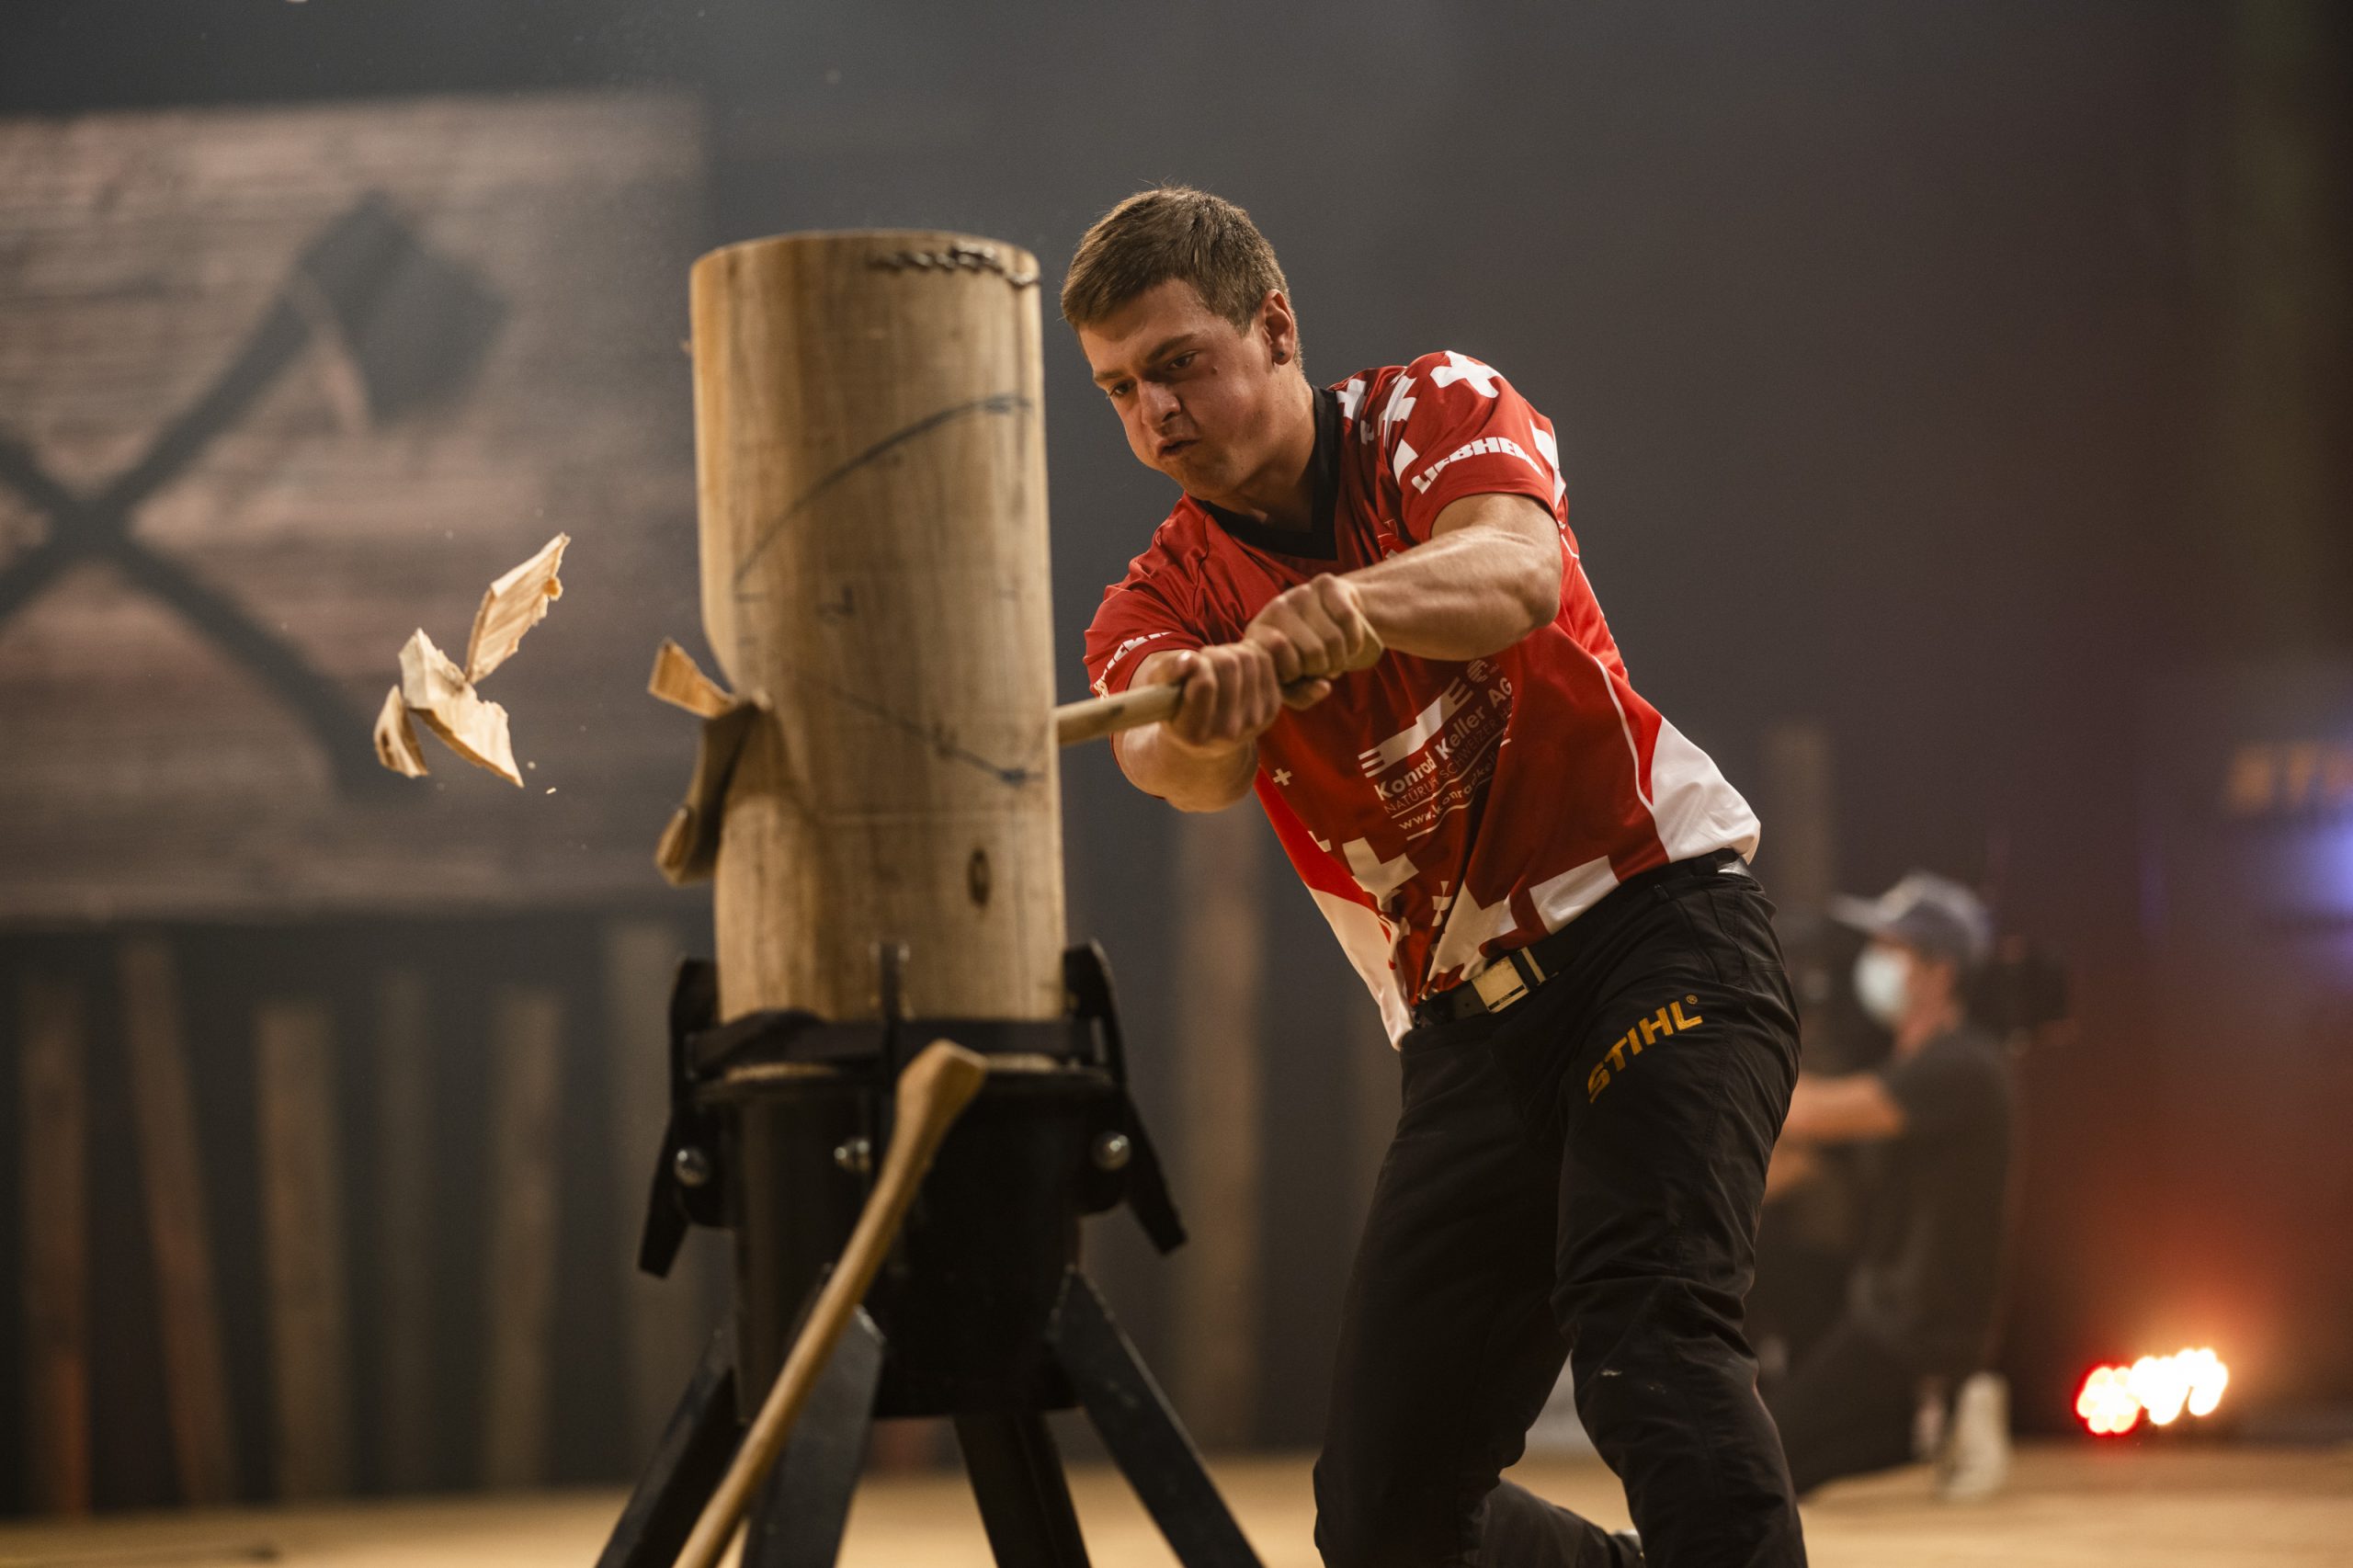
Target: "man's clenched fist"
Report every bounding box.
[1150,642,1285,753]
[1245,574,1383,688]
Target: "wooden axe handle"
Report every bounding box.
[672,1040,989,1568]
[1053,679,1185,747]
[1052,673,1323,748]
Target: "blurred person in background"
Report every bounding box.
[1761,873,2016,1500]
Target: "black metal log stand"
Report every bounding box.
[596,943,1262,1568]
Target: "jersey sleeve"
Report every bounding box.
[1082,539,1209,698]
[1376,351,1563,542]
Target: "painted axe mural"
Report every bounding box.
[0,93,702,919]
[0,194,504,795]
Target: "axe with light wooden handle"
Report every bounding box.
[1052,673,1327,748]
[1053,678,1188,747]
[671,1040,990,1568]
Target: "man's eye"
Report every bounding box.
[1169,353,1197,370]
[1108,381,1132,400]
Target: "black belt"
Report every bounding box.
[1411,850,1747,1028]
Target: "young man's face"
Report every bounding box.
[1076,278,1300,500]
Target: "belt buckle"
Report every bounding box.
[1470,962,1529,1015]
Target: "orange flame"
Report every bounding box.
[2075,1347,2228,1437]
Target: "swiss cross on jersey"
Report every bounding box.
[1083,351,1759,1040]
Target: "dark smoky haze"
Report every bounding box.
[1,0,2347,1509]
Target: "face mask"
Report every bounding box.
[1853,946,1911,1028]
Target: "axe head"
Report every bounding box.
[296,192,506,424]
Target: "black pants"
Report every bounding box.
[1762,1315,1923,1497]
[1313,858,1807,1568]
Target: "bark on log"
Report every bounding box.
[688,231,1063,1022]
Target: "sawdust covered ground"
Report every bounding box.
[0,1442,2344,1566]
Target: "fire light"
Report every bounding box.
[2075,1365,2141,1435]
[2075,1347,2229,1437]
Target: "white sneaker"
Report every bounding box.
[1937,1371,2010,1501]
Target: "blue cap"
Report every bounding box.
[1831,871,1992,971]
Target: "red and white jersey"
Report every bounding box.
[1083,352,1759,1040]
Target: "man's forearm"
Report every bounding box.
[1764,1142,1822,1201]
[1113,726,1257,812]
[1345,494,1562,662]
[1108,646,1267,811]
[1102,496,1559,811]
[1782,1072,1906,1143]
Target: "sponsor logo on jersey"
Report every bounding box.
[1410,434,1539,494]
[1351,663,1516,842]
[1358,679,1473,776]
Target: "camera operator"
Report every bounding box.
[1762,873,2015,1499]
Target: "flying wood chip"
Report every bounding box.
[647,637,735,719]
[373,685,428,778]
[645,636,756,884]
[397,629,521,785]
[372,534,567,786]
[465,532,569,682]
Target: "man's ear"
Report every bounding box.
[1258,290,1301,367]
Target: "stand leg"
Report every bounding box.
[740,1307,887,1568]
[955,1412,1092,1568]
[1049,1272,1261,1568]
[597,1324,742,1568]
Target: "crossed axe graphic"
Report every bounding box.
[0,193,505,794]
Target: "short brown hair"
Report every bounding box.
[1060,187,1291,338]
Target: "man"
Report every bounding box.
[1763,873,2015,1499]
[1066,187,1805,1568]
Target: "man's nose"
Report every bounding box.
[1137,381,1180,426]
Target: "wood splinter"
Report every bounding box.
[370,532,569,787]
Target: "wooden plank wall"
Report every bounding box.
[253,999,353,1501]
[479,986,563,1490]
[17,977,91,1516]
[371,968,438,1494]
[601,918,712,1460]
[0,86,716,1513]
[118,940,238,1506]
[4,910,726,1512]
[0,93,702,922]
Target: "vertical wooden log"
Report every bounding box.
[480,985,563,1490]
[19,975,91,1516]
[601,919,710,1458]
[1168,808,1267,1449]
[254,999,351,1499]
[119,939,238,1505]
[372,968,437,1494]
[690,230,1063,1023]
[1757,722,1837,918]
[1755,722,1859,1244]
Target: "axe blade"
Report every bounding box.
[296,192,506,424]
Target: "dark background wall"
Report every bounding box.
[5,0,2349,1501]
